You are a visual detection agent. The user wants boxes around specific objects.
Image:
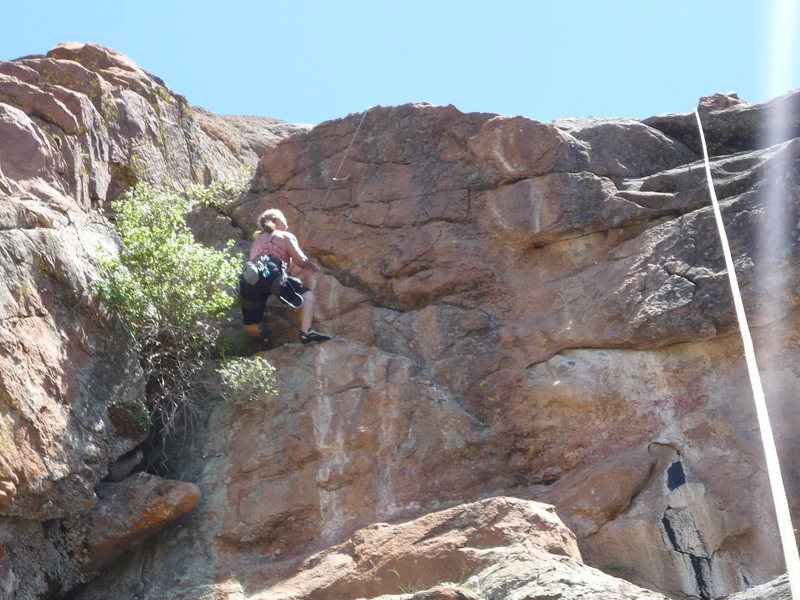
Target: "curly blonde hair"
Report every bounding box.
[258,208,286,234]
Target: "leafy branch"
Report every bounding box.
[93,181,255,437]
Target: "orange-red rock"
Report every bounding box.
[77,472,201,570]
[2,41,800,600]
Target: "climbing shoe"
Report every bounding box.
[299,329,331,345]
[258,324,274,351]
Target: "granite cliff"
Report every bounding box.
[0,43,798,600]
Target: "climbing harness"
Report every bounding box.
[322,106,372,202]
[695,109,800,600]
[239,254,304,309]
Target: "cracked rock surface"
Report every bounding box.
[1,42,799,600]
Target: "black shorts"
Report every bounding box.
[240,275,310,325]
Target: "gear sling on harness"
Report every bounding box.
[239,254,304,310]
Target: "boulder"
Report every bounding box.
[255,496,582,600]
[721,575,792,600]
[644,89,800,156]
[65,472,201,574]
[72,495,672,600]
[555,117,696,178]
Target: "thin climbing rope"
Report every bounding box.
[694,109,800,599]
[322,106,372,204]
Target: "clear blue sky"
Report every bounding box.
[1,1,797,125]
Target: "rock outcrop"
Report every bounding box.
[722,575,792,600]
[237,496,671,600]
[226,97,799,600]
[1,41,799,600]
[0,42,306,599]
[0,41,310,208]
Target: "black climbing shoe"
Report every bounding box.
[258,324,274,351]
[299,329,331,345]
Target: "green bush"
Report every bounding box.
[188,167,252,212]
[597,559,626,575]
[94,181,246,434]
[95,183,239,337]
[107,399,151,439]
[218,356,279,405]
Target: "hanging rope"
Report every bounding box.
[322,106,372,204]
[694,109,800,600]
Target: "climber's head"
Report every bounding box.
[259,208,288,233]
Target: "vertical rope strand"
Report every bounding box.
[694,109,800,599]
[322,106,372,205]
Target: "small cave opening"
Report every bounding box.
[666,460,686,491]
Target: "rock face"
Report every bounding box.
[0,41,310,208]
[1,42,799,600]
[0,42,306,600]
[74,472,201,573]
[226,97,799,600]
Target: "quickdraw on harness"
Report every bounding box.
[239,254,303,308]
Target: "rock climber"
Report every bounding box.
[239,208,331,350]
